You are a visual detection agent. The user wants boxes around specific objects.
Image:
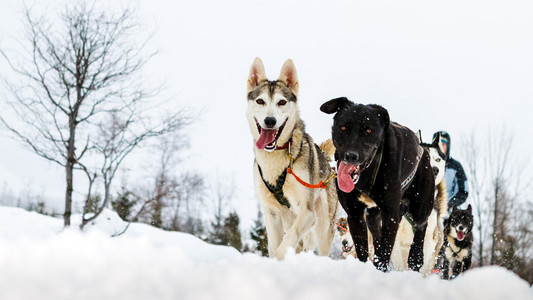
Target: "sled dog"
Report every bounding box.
[440,205,473,279]
[320,97,435,271]
[247,57,338,259]
[390,133,448,275]
[337,216,375,260]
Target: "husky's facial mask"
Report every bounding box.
[246,58,299,151]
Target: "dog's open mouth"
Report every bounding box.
[342,245,354,253]
[337,161,364,193]
[255,119,287,151]
[456,230,465,241]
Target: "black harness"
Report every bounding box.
[257,164,291,208]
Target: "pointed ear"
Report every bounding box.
[416,130,423,143]
[278,59,299,95]
[467,204,472,213]
[368,104,390,129]
[320,97,351,114]
[247,57,267,92]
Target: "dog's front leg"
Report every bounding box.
[263,209,284,258]
[408,221,428,271]
[273,200,315,259]
[450,260,463,279]
[347,206,369,262]
[374,208,401,272]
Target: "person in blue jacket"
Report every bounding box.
[432,131,469,213]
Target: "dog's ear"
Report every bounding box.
[247,57,267,92]
[279,59,299,95]
[416,130,423,143]
[368,104,390,129]
[320,97,351,114]
[467,204,472,213]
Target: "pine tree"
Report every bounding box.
[221,211,242,252]
[250,209,268,256]
[111,188,136,221]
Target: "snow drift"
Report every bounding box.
[0,206,531,300]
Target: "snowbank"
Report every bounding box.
[0,206,531,300]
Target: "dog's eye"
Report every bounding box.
[256,99,265,105]
[340,126,346,131]
[278,100,287,106]
[366,128,372,134]
[436,158,441,162]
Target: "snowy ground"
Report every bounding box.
[0,206,531,300]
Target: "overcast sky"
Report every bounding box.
[1,0,532,230]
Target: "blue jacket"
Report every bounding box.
[444,156,469,210]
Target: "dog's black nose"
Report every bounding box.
[344,151,359,164]
[342,240,348,247]
[432,166,439,177]
[264,117,277,128]
[458,225,464,231]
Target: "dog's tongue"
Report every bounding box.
[457,231,465,241]
[337,161,356,193]
[256,128,277,150]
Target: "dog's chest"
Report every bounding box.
[445,238,470,261]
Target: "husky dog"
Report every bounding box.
[337,217,356,259]
[337,216,375,260]
[246,58,338,259]
[390,135,448,275]
[440,205,473,279]
[321,98,435,271]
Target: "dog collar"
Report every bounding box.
[274,138,292,150]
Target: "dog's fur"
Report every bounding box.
[320,97,435,271]
[247,58,338,259]
[440,205,473,279]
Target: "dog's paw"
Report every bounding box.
[373,257,389,272]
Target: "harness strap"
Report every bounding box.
[403,211,417,234]
[287,140,336,189]
[336,223,349,233]
[257,164,291,208]
[448,243,464,258]
[400,145,424,190]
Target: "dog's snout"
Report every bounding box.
[342,240,348,247]
[458,225,464,231]
[344,151,359,164]
[264,117,277,128]
[432,166,439,177]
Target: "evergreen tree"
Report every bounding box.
[250,209,268,256]
[111,188,136,221]
[222,211,242,252]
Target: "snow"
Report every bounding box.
[0,206,531,300]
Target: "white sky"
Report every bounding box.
[1,0,532,230]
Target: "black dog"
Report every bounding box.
[439,205,473,279]
[320,97,435,271]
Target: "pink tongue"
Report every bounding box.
[337,161,356,193]
[256,128,277,150]
[457,231,465,241]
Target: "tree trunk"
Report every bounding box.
[490,184,499,265]
[64,116,77,227]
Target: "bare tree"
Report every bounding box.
[463,132,488,266]
[0,3,191,227]
[462,128,533,280]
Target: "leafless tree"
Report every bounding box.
[462,128,532,281]
[0,3,192,227]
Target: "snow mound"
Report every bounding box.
[0,206,531,300]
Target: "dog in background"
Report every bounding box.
[247,57,338,259]
[440,205,473,279]
[336,216,375,260]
